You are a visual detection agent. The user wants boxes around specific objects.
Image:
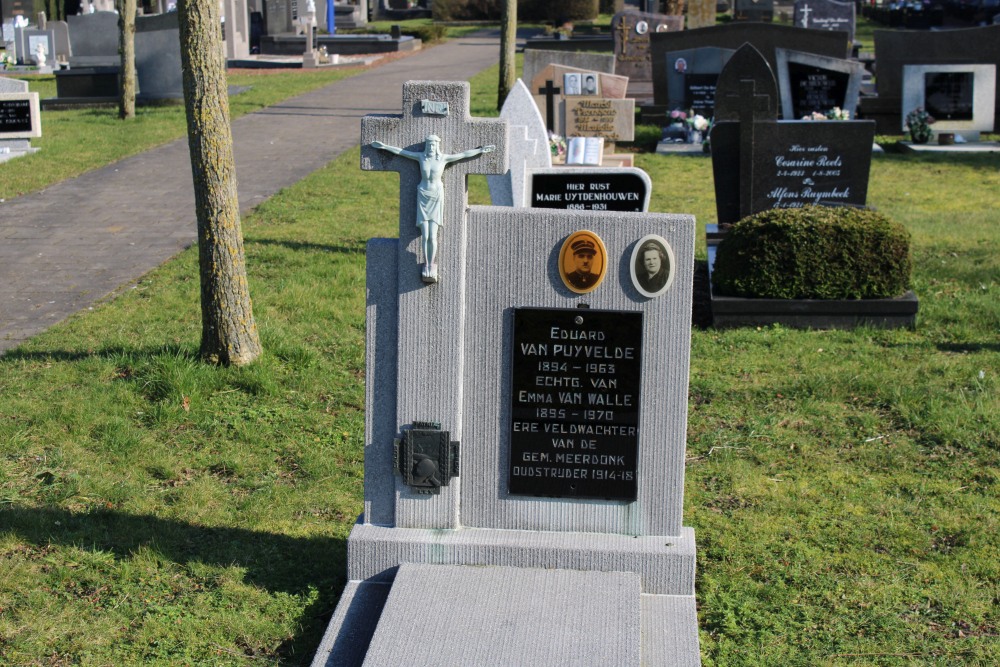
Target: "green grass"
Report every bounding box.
[2,60,1000,667]
[0,66,368,200]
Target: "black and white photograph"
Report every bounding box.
[630,234,675,297]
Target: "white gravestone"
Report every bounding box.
[488,78,552,207]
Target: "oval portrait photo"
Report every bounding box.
[630,234,675,298]
[559,230,608,294]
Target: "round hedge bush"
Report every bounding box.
[712,206,912,300]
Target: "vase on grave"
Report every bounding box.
[662,121,688,143]
[688,128,702,144]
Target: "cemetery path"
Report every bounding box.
[0,34,502,354]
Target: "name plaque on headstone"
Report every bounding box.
[924,72,974,121]
[0,98,32,133]
[685,73,719,116]
[509,308,642,501]
[531,171,649,212]
[789,62,850,118]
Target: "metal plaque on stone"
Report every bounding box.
[508,308,643,501]
[395,421,459,494]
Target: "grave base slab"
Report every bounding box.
[345,521,697,596]
[311,563,700,667]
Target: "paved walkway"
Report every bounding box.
[0,35,502,353]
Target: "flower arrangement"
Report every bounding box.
[0,52,14,70]
[669,109,688,124]
[801,107,851,121]
[688,114,710,132]
[904,107,935,144]
[548,131,567,160]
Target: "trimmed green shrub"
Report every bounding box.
[712,206,912,299]
[432,0,502,21]
[403,24,448,43]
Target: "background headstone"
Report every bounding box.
[901,64,996,142]
[662,46,736,115]
[794,0,855,42]
[50,20,70,62]
[135,12,183,101]
[612,10,684,102]
[734,0,775,22]
[488,78,552,208]
[14,27,54,67]
[523,49,616,96]
[711,44,875,223]
[530,64,629,137]
[564,97,636,142]
[776,48,864,120]
[67,11,119,66]
[0,87,42,163]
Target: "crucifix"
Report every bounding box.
[536,79,561,132]
[799,3,812,28]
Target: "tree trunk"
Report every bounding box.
[497,0,517,110]
[117,0,137,120]
[177,0,263,366]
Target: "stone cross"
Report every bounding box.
[360,81,507,529]
[487,78,551,207]
[799,3,812,27]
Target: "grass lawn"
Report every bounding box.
[1,53,999,667]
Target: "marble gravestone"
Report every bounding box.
[612,10,684,102]
[710,44,875,224]
[311,80,701,666]
[488,78,552,208]
[776,48,864,120]
[794,0,855,42]
[901,64,996,142]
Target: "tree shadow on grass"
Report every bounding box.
[1,343,194,365]
[0,505,348,665]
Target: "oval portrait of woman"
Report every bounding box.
[630,234,675,298]
[559,230,608,294]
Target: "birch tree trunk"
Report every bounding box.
[178,0,262,366]
[497,0,517,110]
[117,0,136,120]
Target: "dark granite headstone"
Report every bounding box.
[612,10,684,100]
[529,169,651,212]
[662,46,736,115]
[0,97,33,134]
[650,23,851,109]
[67,11,119,67]
[135,12,183,101]
[734,0,775,22]
[710,44,875,224]
[868,25,1000,133]
[794,0,855,42]
[776,49,865,120]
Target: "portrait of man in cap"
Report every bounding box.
[560,231,606,293]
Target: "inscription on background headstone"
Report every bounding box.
[663,46,735,114]
[509,308,642,501]
[924,72,974,121]
[0,97,32,133]
[776,49,865,121]
[564,97,635,142]
[530,168,651,212]
[794,0,855,42]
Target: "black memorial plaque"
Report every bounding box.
[924,72,974,121]
[531,172,647,212]
[788,62,850,118]
[509,308,643,501]
[0,99,33,134]
[685,73,719,116]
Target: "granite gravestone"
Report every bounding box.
[13,27,55,68]
[867,25,1000,134]
[564,96,636,143]
[612,10,684,101]
[901,64,996,142]
[794,0,855,42]
[662,46,736,115]
[531,64,630,137]
[66,11,119,66]
[776,48,864,120]
[650,23,851,110]
[488,78,552,208]
[529,167,652,212]
[710,44,875,223]
[134,12,183,102]
[311,80,701,667]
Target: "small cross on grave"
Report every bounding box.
[536,79,561,132]
[799,3,812,27]
[723,79,775,220]
[614,16,632,52]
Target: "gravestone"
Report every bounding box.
[488,78,552,207]
[13,27,55,68]
[66,11,119,66]
[530,64,629,138]
[734,0,775,22]
[50,20,70,62]
[0,78,41,162]
[650,22,851,110]
[901,64,996,142]
[776,48,864,120]
[564,96,636,142]
[529,167,652,212]
[612,10,684,102]
[522,49,616,97]
[866,25,1000,134]
[711,44,875,223]
[223,0,250,60]
[794,0,855,42]
[135,12,183,101]
[311,80,701,666]
[662,46,736,115]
